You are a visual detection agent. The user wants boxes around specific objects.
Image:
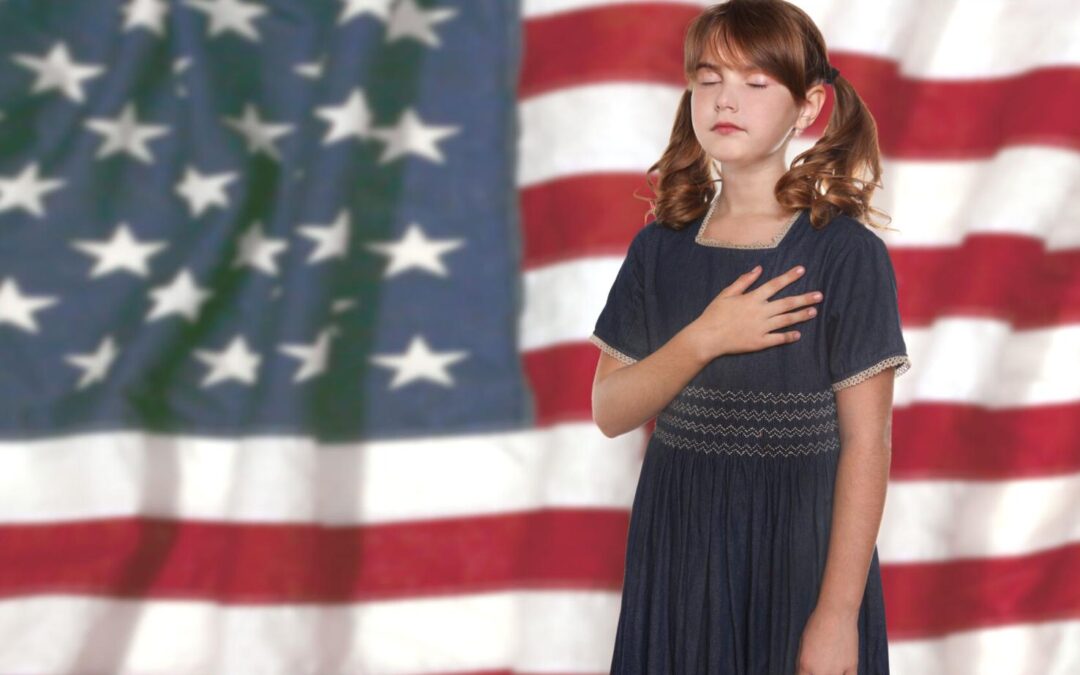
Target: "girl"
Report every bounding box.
[588,1,911,673]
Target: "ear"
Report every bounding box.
[798,85,829,128]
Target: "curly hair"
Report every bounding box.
[639,0,893,233]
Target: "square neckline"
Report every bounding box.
[694,202,805,250]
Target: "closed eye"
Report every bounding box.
[699,81,767,88]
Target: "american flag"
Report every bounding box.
[0,0,1076,672]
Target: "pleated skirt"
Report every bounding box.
[609,435,891,674]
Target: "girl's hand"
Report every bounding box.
[690,264,823,361]
[795,605,859,675]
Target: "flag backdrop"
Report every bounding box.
[1,0,1078,672]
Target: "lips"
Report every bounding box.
[713,122,744,131]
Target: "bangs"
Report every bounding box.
[683,4,804,86]
[687,26,757,76]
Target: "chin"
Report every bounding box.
[705,148,748,163]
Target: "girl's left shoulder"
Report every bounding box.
[816,211,891,258]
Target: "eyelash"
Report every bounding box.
[701,82,767,88]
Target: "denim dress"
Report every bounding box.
[589,207,912,674]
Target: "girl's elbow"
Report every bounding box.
[591,404,625,439]
[592,409,618,438]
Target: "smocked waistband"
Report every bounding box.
[653,385,840,458]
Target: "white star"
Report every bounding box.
[386,0,457,47]
[194,334,261,387]
[12,42,105,103]
[370,107,459,164]
[332,298,357,314]
[84,102,171,164]
[315,88,373,145]
[298,209,350,264]
[232,222,288,275]
[147,269,212,322]
[173,56,193,75]
[0,277,59,334]
[365,221,464,277]
[294,58,325,79]
[71,222,168,279]
[371,334,468,389]
[278,327,337,383]
[222,103,293,161]
[64,335,120,390]
[121,0,170,35]
[337,0,393,25]
[0,162,65,218]
[183,0,267,42]
[175,165,237,217]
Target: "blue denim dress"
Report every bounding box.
[589,208,911,674]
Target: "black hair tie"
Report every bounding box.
[824,64,840,85]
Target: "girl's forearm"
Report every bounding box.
[815,441,890,617]
[592,322,714,438]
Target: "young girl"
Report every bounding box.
[588,1,911,673]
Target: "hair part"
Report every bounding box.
[637,0,892,233]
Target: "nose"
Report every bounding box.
[711,85,737,111]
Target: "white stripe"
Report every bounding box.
[0,592,619,674]
[519,254,624,352]
[1,594,1078,674]
[521,256,1080,406]
[0,424,646,524]
[889,618,1080,675]
[518,83,1080,249]
[517,82,679,187]
[2,426,1080,563]
[522,0,1080,78]
[880,472,1080,563]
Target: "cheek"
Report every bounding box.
[744,101,792,133]
[690,95,710,129]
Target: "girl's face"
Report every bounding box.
[689,60,801,167]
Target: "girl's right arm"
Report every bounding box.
[591,264,822,438]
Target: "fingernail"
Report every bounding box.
[814,292,823,300]
[796,266,805,274]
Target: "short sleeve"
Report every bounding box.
[825,230,912,391]
[589,228,650,365]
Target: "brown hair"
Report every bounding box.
[639,0,892,233]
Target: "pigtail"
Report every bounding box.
[776,72,894,232]
[636,90,715,227]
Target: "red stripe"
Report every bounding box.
[525,341,598,427]
[891,238,1080,327]
[883,541,1080,639]
[522,3,694,99]
[523,6,1080,157]
[2,515,1077,641]
[524,343,1080,479]
[519,174,654,267]
[0,511,630,602]
[521,176,1080,327]
[892,404,1080,479]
